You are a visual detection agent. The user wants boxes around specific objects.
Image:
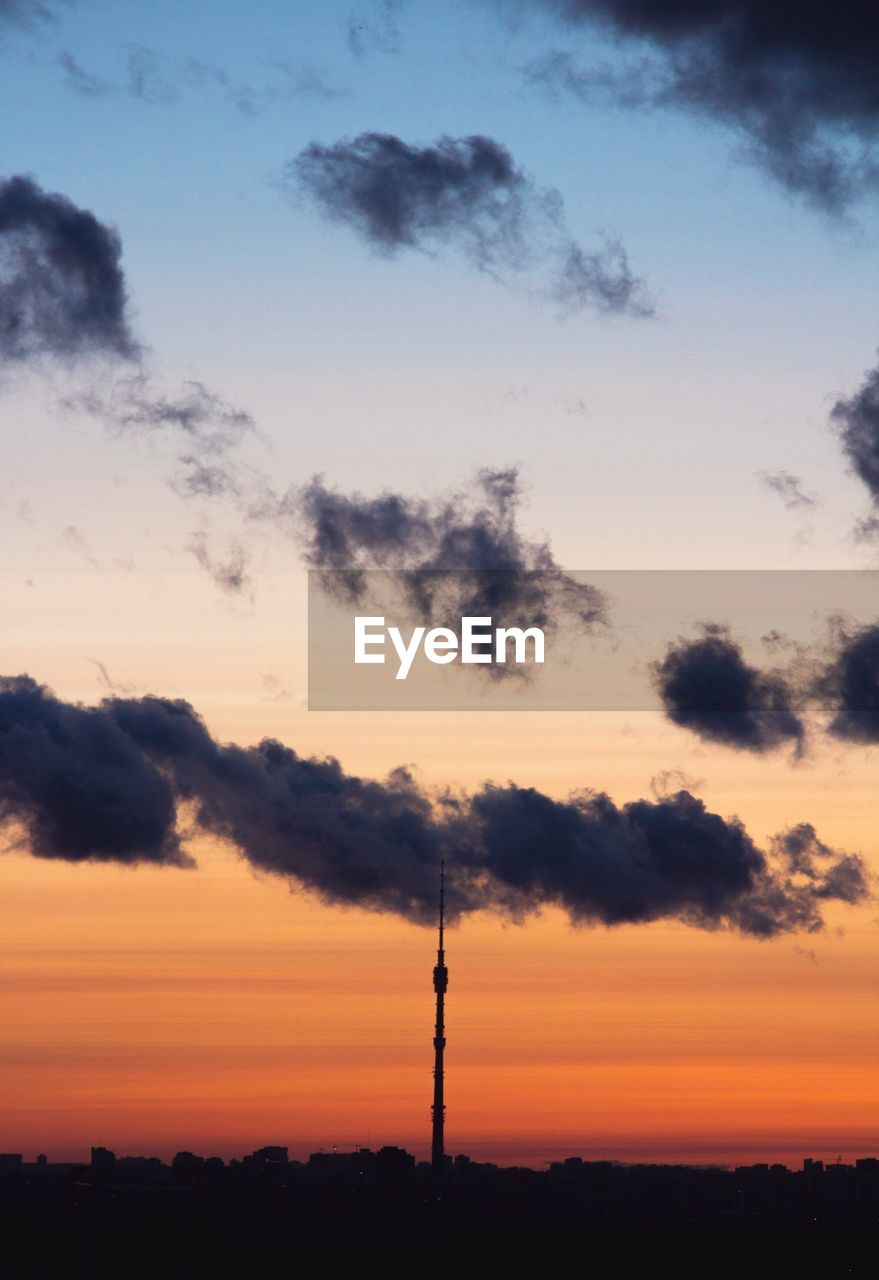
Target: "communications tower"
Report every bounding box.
[431,858,448,1185]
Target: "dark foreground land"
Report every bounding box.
[1,1148,876,1277]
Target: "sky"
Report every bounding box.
[0,0,878,1167]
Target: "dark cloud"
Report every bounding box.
[296,467,542,577]
[0,176,253,524]
[517,1,879,209]
[0,174,138,366]
[831,353,879,515]
[0,674,190,866]
[291,466,607,668]
[110,692,451,923]
[814,621,879,744]
[757,470,819,510]
[767,823,869,932]
[462,784,867,936]
[655,616,879,753]
[1,674,866,935]
[136,450,601,619]
[771,822,866,903]
[653,624,804,752]
[289,131,653,315]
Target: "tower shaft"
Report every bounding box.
[431,859,447,1181]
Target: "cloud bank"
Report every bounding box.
[0,674,868,936]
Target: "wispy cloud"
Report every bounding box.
[59,47,350,114]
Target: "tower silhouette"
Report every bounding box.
[431,857,447,1185]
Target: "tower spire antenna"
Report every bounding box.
[431,856,448,1190]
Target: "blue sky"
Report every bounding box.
[4,0,879,641]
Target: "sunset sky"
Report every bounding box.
[1,0,878,1168]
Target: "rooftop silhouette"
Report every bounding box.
[1,1142,876,1278]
